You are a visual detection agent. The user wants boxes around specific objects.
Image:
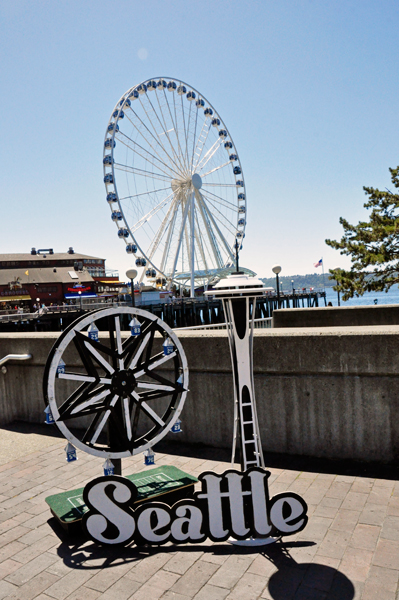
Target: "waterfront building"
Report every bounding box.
[0,247,121,309]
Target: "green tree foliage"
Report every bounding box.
[325,166,399,300]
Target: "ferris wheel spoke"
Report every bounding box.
[170,193,192,279]
[191,120,212,173]
[196,190,235,261]
[194,210,209,271]
[195,192,224,268]
[201,182,240,188]
[114,316,124,371]
[130,191,174,235]
[200,193,239,235]
[58,373,112,385]
[119,186,172,201]
[199,187,239,210]
[116,131,179,179]
[161,200,180,273]
[125,107,183,176]
[196,138,223,173]
[114,163,171,183]
[145,194,180,266]
[190,107,200,173]
[144,93,186,176]
[169,88,189,173]
[156,91,187,175]
[201,160,232,178]
[132,393,165,427]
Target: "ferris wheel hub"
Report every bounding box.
[111,369,137,397]
[191,173,202,189]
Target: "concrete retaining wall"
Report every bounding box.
[273,304,399,328]
[1,326,399,463]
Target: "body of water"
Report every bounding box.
[323,286,399,307]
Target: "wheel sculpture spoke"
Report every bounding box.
[43,307,188,459]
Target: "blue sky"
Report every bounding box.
[1,0,399,280]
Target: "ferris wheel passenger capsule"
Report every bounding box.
[137,83,147,94]
[135,257,147,267]
[224,141,233,149]
[204,107,213,117]
[103,458,114,476]
[235,180,244,187]
[147,80,157,91]
[229,154,238,161]
[126,243,137,254]
[56,359,65,375]
[211,118,221,127]
[177,85,187,95]
[238,218,246,226]
[237,232,245,239]
[196,98,205,108]
[145,268,156,278]
[65,442,77,463]
[118,228,129,238]
[111,211,122,221]
[144,448,155,466]
[167,81,177,91]
[107,123,119,132]
[107,192,117,203]
[124,99,131,108]
[186,90,196,100]
[104,139,116,149]
[129,89,139,100]
[112,110,124,119]
[129,317,141,336]
[238,193,246,201]
[88,323,99,341]
[103,156,113,165]
[157,79,167,89]
[219,130,228,139]
[163,337,174,356]
[233,166,242,175]
[104,173,114,184]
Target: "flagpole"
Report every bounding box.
[322,257,325,291]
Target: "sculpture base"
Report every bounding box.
[228,536,281,546]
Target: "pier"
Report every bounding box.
[0,290,326,331]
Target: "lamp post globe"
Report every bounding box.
[126,269,138,307]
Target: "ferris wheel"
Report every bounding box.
[103,77,247,295]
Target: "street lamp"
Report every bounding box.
[271,265,282,308]
[78,290,82,312]
[333,267,341,306]
[126,269,138,307]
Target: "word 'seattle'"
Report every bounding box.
[82,468,308,546]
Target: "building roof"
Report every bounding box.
[0,267,94,286]
[0,252,104,262]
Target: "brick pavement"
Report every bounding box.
[0,426,398,598]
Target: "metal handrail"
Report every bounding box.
[0,354,32,367]
[174,317,272,331]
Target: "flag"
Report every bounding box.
[25,270,29,276]
[314,259,322,268]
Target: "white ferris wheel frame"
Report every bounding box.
[103,77,247,295]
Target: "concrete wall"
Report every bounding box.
[273,304,399,328]
[1,326,399,463]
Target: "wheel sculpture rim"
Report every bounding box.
[43,307,188,458]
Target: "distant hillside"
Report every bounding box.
[260,273,334,290]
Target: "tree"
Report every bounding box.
[325,166,399,300]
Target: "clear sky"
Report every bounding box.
[1,0,399,280]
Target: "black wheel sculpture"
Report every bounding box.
[43,307,188,459]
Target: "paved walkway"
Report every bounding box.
[0,424,398,599]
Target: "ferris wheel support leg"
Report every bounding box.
[190,191,195,298]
